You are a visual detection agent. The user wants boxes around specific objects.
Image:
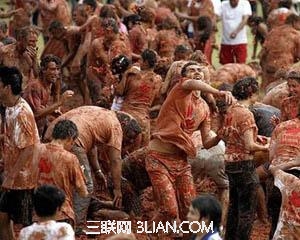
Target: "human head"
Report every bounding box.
[73,4,88,26]
[141,49,157,69]
[0,20,8,39]
[99,4,118,20]
[196,16,213,42]
[49,20,66,39]
[137,6,155,26]
[52,120,78,150]
[15,26,38,51]
[111,54,131,75]
[229,0,239,8]
[285,14,300,30]
[33,185,66,218]
[101,18,119,38]
[40,55,61,84]
[181,61,205,81]
[123,14,141,31]
[231,77,259,100]
[0,66,22,105]
[248,16,264,27]
[286,69,300,97]
[115,111,142,146]
[174,44,192,61]
[190,50,209,66]
[83,0,97,14]
[187,194,222,232]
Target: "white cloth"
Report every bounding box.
[211,0,222,16]
[220,0,252,45]
[19,221,75,240]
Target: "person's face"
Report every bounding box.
[230,0,239,8]
[123,128,139,146]
[185,65,205,80]
[0,81,10,106]
[287,79,300,97]
[26,31,38,48]
[73,9,87,26]
[51,27,65,39]
[43,61,60,84]
[187,205,201,232]
[64,137,76,151]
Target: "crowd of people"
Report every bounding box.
[0,0,300,239]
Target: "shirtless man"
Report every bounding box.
[267,0,293,30]
[23,55,74,137]
[260,14,300,90]
[44,106,141,225]
[38,0,72,42]
[87,18,131,106]
[0,26,39,89]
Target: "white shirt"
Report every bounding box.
[220,0,252,45]
[211,0,222,16]
[19,221,75,240]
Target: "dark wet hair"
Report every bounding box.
[285,14,300,25]
[123,14,141,30]
[40,55,62,70]
[15,26,38,41]
[52,120,78,140]
[197,16,213,43]
[137,6,155,24]
[33,185,66,217]
[49,20,64,33]
[248,16,264,26]
[181,61,199,77]
[116,111,142,139]
[99,4,118,19]
[232,77,259,100]
[0,20,8,33]
[141,49,157,68]
[0,66,22,95]
[175,44,192,55]
[111,54,131,75]
[101,18,119,34]
[191,194,222,231]
[83,0,97,10]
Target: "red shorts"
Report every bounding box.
[220,44,247,64]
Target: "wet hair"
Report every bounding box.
[232,77,259,100]
[274,68,288,80]
[181,61,199,77]
[278,0,292,8]
[48,20,64,33]
[174,44,192,55]
[101,18,119,34]
[285,14,300,25]
[115,111,142,139]
[141,49,157,68]
[191,194,222,231]
[157,16,178,31]
[111,54,131,75]
[248,16,264,26]
[52,120,78,140]
[197,16,213,43]
[190,50,209,66]
[218,83,233,92]
[0,20,8,33]
[73,4,88,19]
[123,14,141,30]
[286,69,300,83]
[99,4,118,19]
[83,0,97,11]
[15,26,38,41]
[137,7,155,24]
[0,66,22,95]
[33,185,66,217]
[40,54,62,71]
